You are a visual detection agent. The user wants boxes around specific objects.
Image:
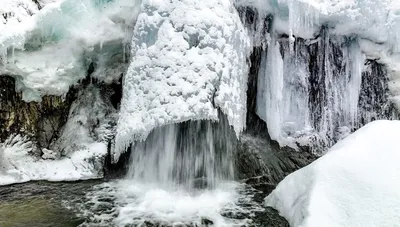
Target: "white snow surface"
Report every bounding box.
[114,0,251,162]
[265,120,400,227]
[0,135,107,186]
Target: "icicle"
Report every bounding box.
[0,47,7,66]
[288,0,295,53]
[287,0,320,53]
[11,46,15,64]
[346,41,365,129]
[321,31,334,145]
[122,42,126,63]
[257,32,284,144]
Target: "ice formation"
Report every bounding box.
[0,0,138,101]
[256,30,368,149]
[265,120,400,227]
[0,85,115,185]
[52,85,117,156]
[235,0,400,150]
[113,0,251,162]
[0,134,106,186]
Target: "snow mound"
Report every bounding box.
[114,0,251,162]
[265,120,400,227]
[0,135,107,186]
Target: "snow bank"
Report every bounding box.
[265,120,400,227]
[0,85,115,186]
[114,0,251,162]
[0,135,107,186]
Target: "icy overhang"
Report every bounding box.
[113,0,252,162]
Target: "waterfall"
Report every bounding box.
[126,114,237,189]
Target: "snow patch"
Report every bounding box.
[265,120,400,227]
[0,135,107,186]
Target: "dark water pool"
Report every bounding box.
[0,180,288,227]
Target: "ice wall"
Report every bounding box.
[240,0,400,95]
[113,0,251,162]
[238,0,400,151]
[255,28,395,151]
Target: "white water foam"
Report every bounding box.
[72,180,263,227]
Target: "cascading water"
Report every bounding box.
[127,114,237,190]
[94,115,258,227]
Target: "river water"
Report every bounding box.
[0,179,288,227]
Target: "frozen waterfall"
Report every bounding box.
[256,28,366,150]
[114,0,251,162]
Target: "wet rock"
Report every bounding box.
[250,208,290,227]
[0,75,77,152]
[238,42,317,184]
[236,134,317,184]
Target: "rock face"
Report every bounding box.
[0,75,76,151]
[236,135,317,184]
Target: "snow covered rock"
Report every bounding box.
[0,84,116,186]
[265,120,400,227]
[114,0,251,162]
[0,134,107,186]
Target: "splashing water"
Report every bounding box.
[127,115,237,190]
[87,115,256,226]
[68,180,274,227]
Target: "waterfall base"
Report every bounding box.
[60,179,289,227]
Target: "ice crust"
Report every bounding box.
[265,120,400,227]
[113,0,251,162]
